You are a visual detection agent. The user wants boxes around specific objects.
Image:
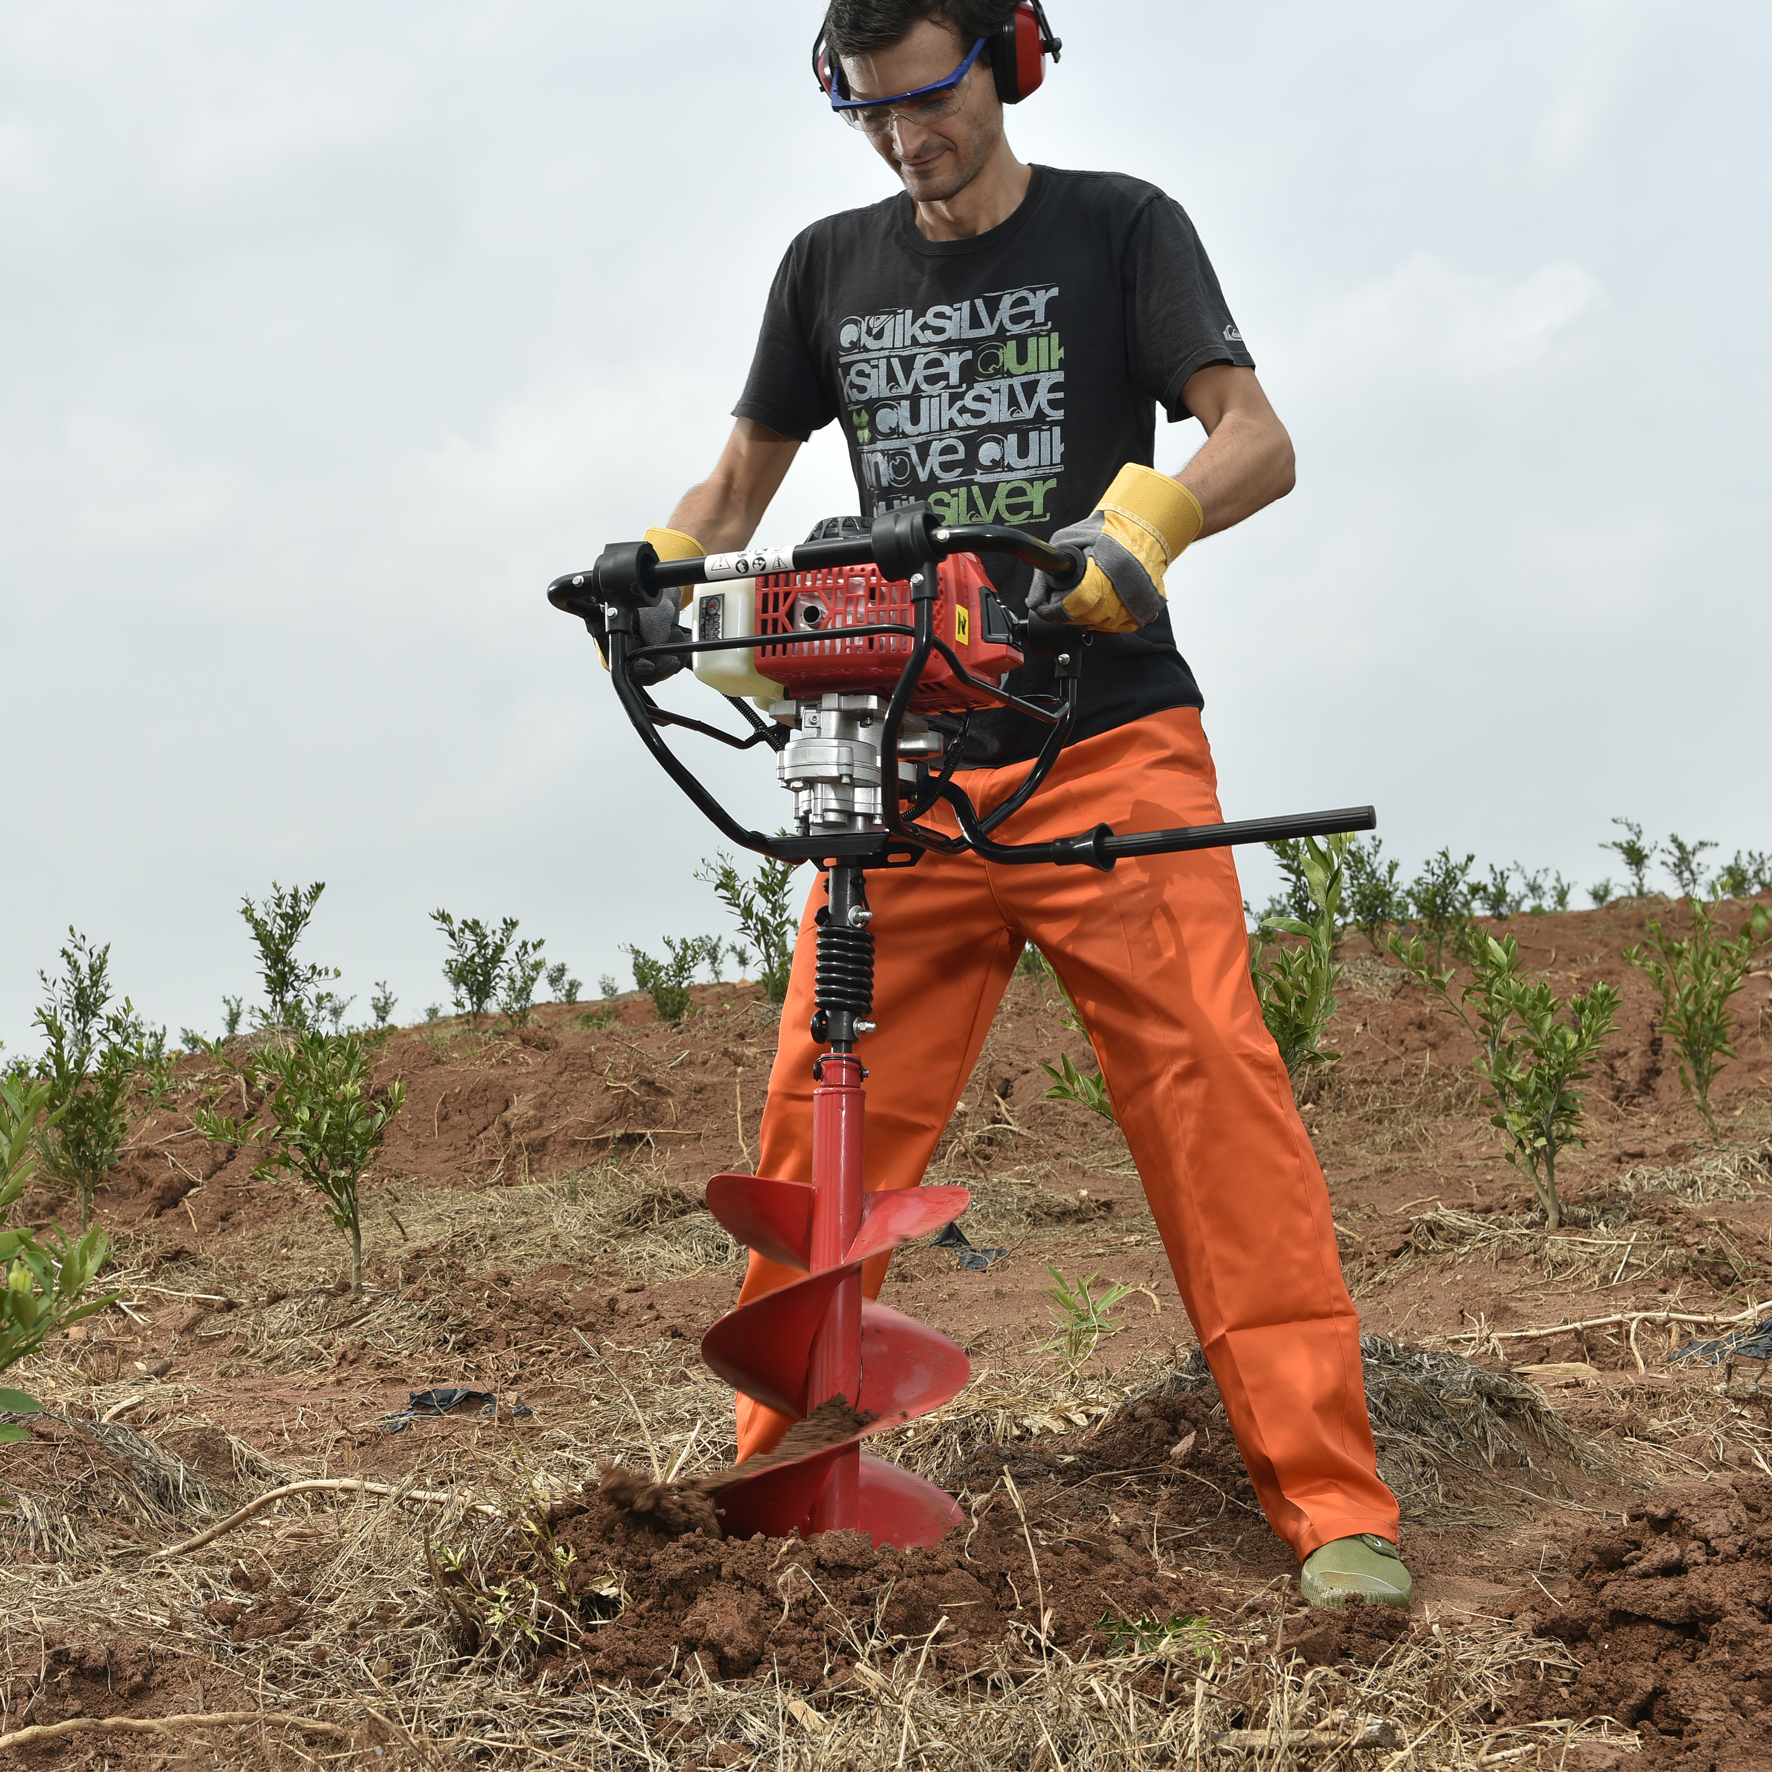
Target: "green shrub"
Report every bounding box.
[1251,835,1347,1085]
[697,852,799,1004]
[197,1030,406,1293]
[1343,835,1407,949]
[1601,819,1656,899]
[32,930,143,1230]
[371,981,398,1028]
[1406,849,1476,966]
[240,882,342,1030]
[1589,878,1616,908]
[624,935,722,1023]
[1626,900,1772,1142]
[1476,864,1523,922]
[431,910,520,1028]
[1665,833,1718,900]
[497,938,547,1026]
[545,962,582,1005]
[1712,850,1772,900]
[1,1077,117,1438]
[1390,930,1618,1229]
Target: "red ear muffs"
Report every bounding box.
[812,6,1060,106]
[991,1,1062,106]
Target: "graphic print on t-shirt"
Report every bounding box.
[838,282,1065,531]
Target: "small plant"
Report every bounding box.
[697,852,799,1004]
[1601,818,1657,899]
[1712,850,1772,900]
[32,930,143,1230]
[1589,878,1616,908]
[240,881,341,1030]
[545,962,582,1005]
[221,994,244,1037]
[1042,1051,1116,1121]
[371,981,398,1028]
[624,935,723,1023]
[196,1030,406,1292]
[1101,1613,1222,1662]
[431,910,519,1029]
[497,938,548,1027]
[1476,864,1524,921]
[1041,1264,1133,1363]
[1014,943,1047,978]
[1626,900,1772,1142]
[1665,832,1719,900]
[1343,835,1407,949]
[578,1004,620,1031]
[1390,930,1618,1229]
[1251,835,1347,1084]
[598,974,620,999]
[135,1025,179,1111]
[1407,848,1476,965]
[425,1003,443,1023]
[1,1077,117,1438]
[1035,952,1116,1122]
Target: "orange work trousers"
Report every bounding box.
[732,706,1397,1562]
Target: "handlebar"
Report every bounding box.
[549,507,1378,871]
[547,508,1088,621]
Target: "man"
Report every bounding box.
[646,0,1410,1611]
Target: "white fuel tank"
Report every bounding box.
[689,580,781,705]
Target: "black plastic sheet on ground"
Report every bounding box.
[1670,1314,1772,1368]
[931,1220,1007,1272]
[380,1388,534,1433]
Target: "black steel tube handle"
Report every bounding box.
[547,514,1089,611]
[938,796,1378,871]
[1106,805,1377,861]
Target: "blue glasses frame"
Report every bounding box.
[828,36,987,118]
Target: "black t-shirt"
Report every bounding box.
[733,164,1255,763]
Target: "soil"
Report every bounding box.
[4,891,1772,1765]
[1509,1478,1772,1768]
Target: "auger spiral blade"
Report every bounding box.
[698,1169,974,1548]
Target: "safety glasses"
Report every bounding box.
[829,36,987,134]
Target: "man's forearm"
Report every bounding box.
[666,419,802,553]
[1173,365,1296,538]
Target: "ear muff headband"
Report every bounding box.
[812,4,1061,105]
[991,1,1063,106]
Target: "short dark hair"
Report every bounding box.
[822,0,1017,59]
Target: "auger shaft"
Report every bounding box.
[807,860,873,1531]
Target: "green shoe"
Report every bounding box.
[1300,1534,1412,1611]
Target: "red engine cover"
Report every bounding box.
[753,553,1022,713]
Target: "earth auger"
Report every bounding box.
[550,506,1374,1550]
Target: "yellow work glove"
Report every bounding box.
[1026,464,1204,634]
[623,525,704,683]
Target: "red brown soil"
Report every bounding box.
[1508,1478,1772,1768]
[5,893,1772,1760]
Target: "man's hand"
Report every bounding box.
[628,526,702,685]
[1027,463,1204,633]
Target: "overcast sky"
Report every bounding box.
[3,0,1766,1053]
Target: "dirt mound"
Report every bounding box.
[539,1487,1207,1686]
[1512,1477,1772,1767]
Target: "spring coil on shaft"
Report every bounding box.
[814,922,874,1018]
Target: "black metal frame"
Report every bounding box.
[548,507,1376,872]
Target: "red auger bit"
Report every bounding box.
[700,1046,973,1548]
